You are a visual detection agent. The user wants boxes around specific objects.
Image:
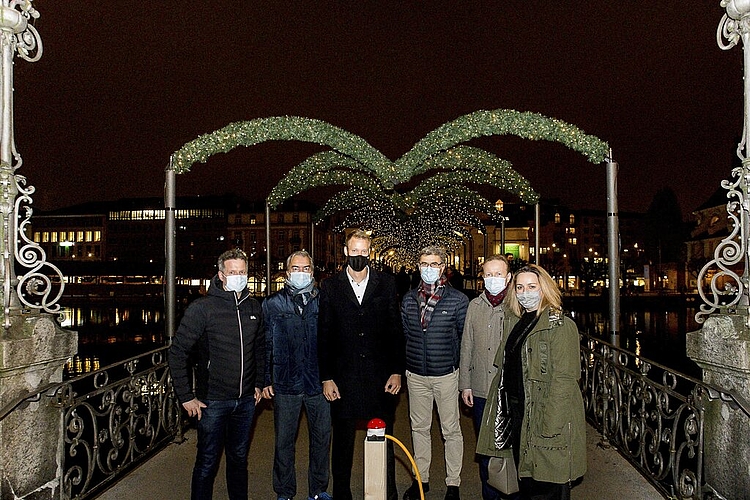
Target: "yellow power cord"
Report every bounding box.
[385,434,425,500]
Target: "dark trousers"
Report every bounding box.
[471,396,503,500]
[191,396,256,500]
[331,416,397,500]
[273,392,331,499]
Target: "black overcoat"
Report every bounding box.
[318,268,404,420]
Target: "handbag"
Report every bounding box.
[487,456,519,495]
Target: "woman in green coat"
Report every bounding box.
[477,264,586,500]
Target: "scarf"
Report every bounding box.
[418,275,448,329]
[484,288,507,307]
[285,280,317,314]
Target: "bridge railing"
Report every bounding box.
[580,332,749,500]
[0,346,183,500]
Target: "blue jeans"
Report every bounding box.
[472,396,503,500]
[192,396,256,500]
[273,392,331,498]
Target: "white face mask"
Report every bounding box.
[517,290,541,311]
[420,266,441,284]
[287,271,313,289]
[484,276,507,295]
[224,274,248,293]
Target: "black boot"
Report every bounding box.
[444,485,460,500]
[403,479,429,500]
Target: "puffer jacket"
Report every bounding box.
[169,274,265,404]
[476,308,587,484]
[401,285,468,376]
[262,285,321,395]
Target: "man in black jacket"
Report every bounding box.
[169,248,264,500]
[318,229,404,500]
[401,246,468,500]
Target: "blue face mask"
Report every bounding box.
[420,266,441,284]
[287,271,312,289]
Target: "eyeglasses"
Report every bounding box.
[290,265,312,272]
[418,261,444,268]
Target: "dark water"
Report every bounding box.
[61,299,704,379]
[569,304,702,378]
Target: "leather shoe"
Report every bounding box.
[445,485,460,500]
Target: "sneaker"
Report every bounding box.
[309,493,333,500]
[444,485,460,500]
[403,480,429,500]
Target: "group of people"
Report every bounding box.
[168,230,586,500]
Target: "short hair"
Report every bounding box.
[418,246,448,265]
[482,254,510,274]
[507,264,562,317]
[285,250,313,270]
[346,229,371,247]
[218,248,248,272]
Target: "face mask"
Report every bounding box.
[517,290,541,311]
[484,276,507,295]
[420,266,441,284]
[347,255,369,272]
[224,274,248,293]
[287,271,313,289]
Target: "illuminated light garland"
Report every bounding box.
[170,116,393,182]
[396,108,609,181]
[171,110,608,267]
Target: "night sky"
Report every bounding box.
[11,2,744,219]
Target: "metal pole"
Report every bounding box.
[165,164,176,341]
[534,203,540,264]
[265,199,272,297]
[500,217,506,255]
[310,219,315,264]
[606,151,621,347]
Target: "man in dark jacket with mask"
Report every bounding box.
[401,246,468,500]
[262,251,332,500]
[318,229,404,500]
[169,248,264,500]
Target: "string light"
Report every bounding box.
[170,109,608,267]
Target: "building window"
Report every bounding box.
[42,232,49,243]
[77,231,84,242]
[250,217,256,225]
[85,231,93,242]
[293,212,300,223]
[569,214,575,225]
[51,232,58,243]
[33,232,40,243]
[554,212,561,224]
[234,214,242,224]
[94,231,102,242]
[277,214,284,223]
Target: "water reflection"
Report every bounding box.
[570,305,702,378]
[62,306,166,378]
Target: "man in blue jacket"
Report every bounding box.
[401,246,468,500]
[169,248,264,500]
[262,251,332,500]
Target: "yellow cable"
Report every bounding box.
[385,434,425,500]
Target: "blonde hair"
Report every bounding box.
[345,229,371,247]
[507,264,562,317]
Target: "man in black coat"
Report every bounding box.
[318,229,404,500]
[169,248,264,500]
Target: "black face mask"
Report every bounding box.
[347,255,369,272]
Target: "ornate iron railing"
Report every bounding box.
[0,345,183,500]
[580,332,749,500]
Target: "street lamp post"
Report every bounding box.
[0,1,64,327]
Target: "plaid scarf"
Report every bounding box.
[418,275,448,329]
[485,288,507,307]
